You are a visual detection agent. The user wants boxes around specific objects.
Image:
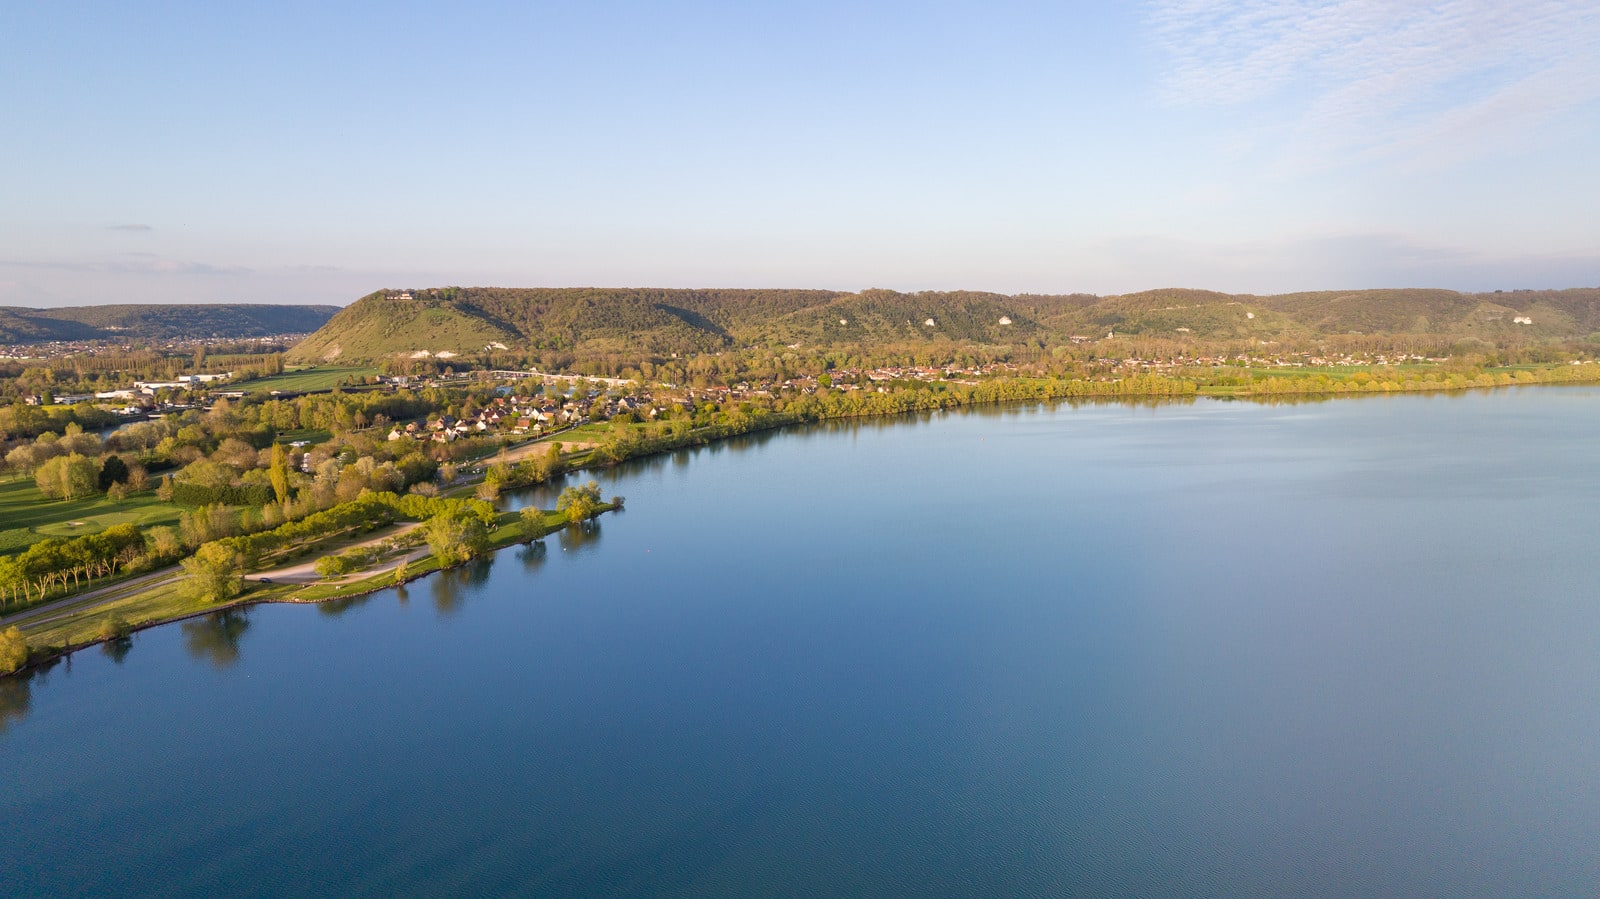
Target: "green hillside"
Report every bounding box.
[287,292,519,362]
[285,285,1600,363]
[0,304,339,343]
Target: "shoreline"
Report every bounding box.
[8,377,1600,676]
[6,504,616,677]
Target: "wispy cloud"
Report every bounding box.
[1146,1,1600,168]
[105,223,154,232]
[0,255,451,307]
[0,255,252,276]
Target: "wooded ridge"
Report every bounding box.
[286,286,1600,363]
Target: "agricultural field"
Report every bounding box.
[243,366,379,394]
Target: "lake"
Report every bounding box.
[6,388,1600,896]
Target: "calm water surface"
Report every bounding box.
[6,388,1600,896]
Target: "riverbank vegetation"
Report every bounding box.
[4,493,617,674]
[7,285,1600,677]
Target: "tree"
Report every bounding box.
[5,444,37,473]
[95,615,132,643]
[0,626,28,675]
[424,509,487,565]
[519,504,547,537]
[147,526,184,559]
[268,443,291,505]
[35,453,101,500]
[180,543,244,603]
[99,454,130,490]
[557,480,602,525]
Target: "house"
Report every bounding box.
[387,428,405,441]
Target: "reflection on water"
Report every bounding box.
[317,591,377,618]
[100,636,133,664]
[8,389,1600,897]
[0,672,31,735]
[516,541,548,575]
[181,609,252,669]
[557,519,603,555]
[429,557,495,616]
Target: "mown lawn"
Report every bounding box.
[0,479,184,549]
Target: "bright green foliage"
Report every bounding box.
[557,481,602,525]
[35,453,101,500]
[0,523,145,608]
[518,505,547,534]
[314,545,380,578]
[95,615,131,642]
[425,509,488,565]
[180,543,245,603]
[268,443,291,505]
[0,626,27,675]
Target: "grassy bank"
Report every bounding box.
[11,503,610,666]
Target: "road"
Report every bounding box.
[1,567,181,630]
[2,522,429,629]
[249,522,425,585]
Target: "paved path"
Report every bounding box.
[250,522,425,585]
[2,522,429,628]
[1,568,179,629]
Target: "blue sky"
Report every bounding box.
[3,1,1598,306]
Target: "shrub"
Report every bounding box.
[0,626,28,675]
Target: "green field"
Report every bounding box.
[0,478,184,552]
[243,366,379,394]
[273,428,332,445]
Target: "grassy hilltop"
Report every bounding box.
[285,286,1600,363]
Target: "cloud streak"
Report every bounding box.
[0,255,252,276]
[105,223,154,231]
[1146,1,1600,168]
